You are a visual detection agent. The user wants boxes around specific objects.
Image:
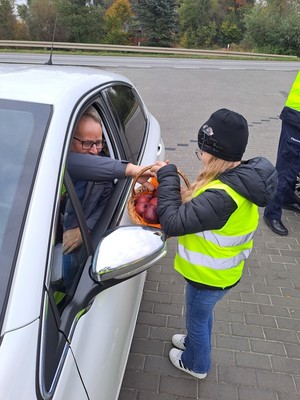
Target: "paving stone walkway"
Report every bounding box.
[117,66,300,400]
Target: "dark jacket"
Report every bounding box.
[67,152,128,181]
[65,153,129,230]
[280,106,300,132]
[156,157,277,237]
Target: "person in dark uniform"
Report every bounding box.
[264,71,300,236]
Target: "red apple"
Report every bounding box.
[143,205,159,224]
[149,197,158,207]
[135,202,149,216]
[135,194,151,204]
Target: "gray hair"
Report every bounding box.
[81,105,102,126]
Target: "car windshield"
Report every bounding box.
[0,99,52,327]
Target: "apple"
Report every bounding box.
[149,197,158,207]
[135,202,149,216]
[135,194,151,204]
[143,205,159,224]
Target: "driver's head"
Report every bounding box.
[71,106,104,155]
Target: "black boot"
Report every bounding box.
[263,216,288,236]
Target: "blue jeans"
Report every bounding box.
[181,283,229,374]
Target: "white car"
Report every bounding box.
[0,64,166,399]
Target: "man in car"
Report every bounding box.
[63,105,153,255]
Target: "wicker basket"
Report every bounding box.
[127,165,190,228]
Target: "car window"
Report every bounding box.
[0,100,52,328]
[105,85,147,163]
[48,104,117,314]
[49,188,90,311]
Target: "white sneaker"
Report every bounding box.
[172,334,186,350]
[169,348,207,379]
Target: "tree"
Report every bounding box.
[134,0,179,47]
[178,0,254,48]
[25,0,56,41]
[103,0,133,44]
[17,0,106,43]
[179,0,216,48]
[244,0,300,55]
[0,0,18,39]
[55,0,105,43]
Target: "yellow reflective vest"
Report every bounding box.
[285,71,300,112]
[174,180,259,289]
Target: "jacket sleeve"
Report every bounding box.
[67,152,128,182]
[157,164,237,237]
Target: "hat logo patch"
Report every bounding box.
[202,125,214,136]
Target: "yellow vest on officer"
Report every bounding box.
[174,180,259,289]
[285,71,300,112]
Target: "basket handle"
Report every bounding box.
[131,164,190,197]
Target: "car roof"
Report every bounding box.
[0,63,132,105]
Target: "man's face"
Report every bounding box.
[71,117,103,155]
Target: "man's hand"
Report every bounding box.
[63,227,83,254]
[125,163,154,190]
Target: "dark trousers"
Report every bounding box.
[264,121,300,220]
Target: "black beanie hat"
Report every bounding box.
[198,108,249,161]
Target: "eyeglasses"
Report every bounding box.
[195,148,203,160]
[73,137,106,150]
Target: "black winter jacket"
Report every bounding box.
[156,157,277,237]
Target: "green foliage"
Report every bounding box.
[218,20,243,46]
[0,0,18,39]
[179,0,212,47]
[244,0,300,56]
[1,0,298,56]
[134,0,179,47]
[25,0,56,41]
[14,0,105,42]
[278,12,300,57]
[103,0,133,44]
[178,0,245,48]
[55,0,105,43]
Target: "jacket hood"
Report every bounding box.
[218,157,278,207]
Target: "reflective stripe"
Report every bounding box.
[178,243,252,270]
[175,179,258,287]
[195,230,255,247]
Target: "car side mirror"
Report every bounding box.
[92,225,167,283]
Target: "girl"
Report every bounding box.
[151,108,277,379]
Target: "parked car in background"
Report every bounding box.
[0,64,166,400]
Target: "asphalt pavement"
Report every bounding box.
[116,65,300,400]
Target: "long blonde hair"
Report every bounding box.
[182,156,238,203]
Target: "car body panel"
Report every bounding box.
[0,64,130,105]
[0,63,165,400]
[0,320,88,400]
[0,321,39,399]
[69,274,146,399]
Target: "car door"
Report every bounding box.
[38,83,162,400]
[65,86,155,400]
